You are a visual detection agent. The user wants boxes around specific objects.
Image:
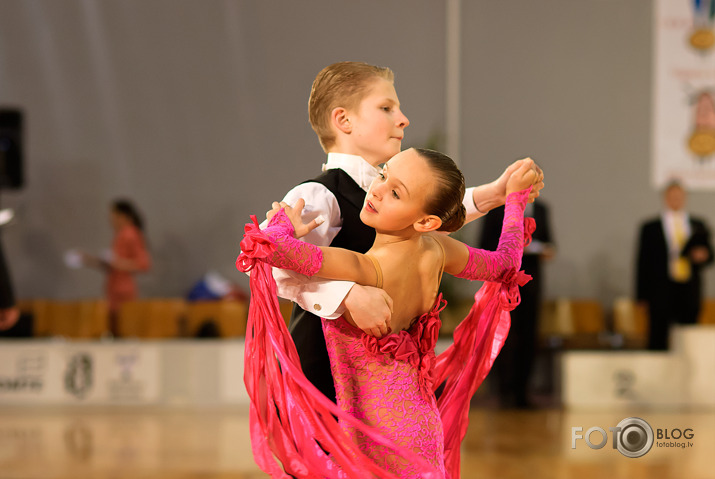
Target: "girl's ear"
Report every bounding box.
[414,215,442,233]
[331,107,352,134]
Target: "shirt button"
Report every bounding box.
[314,304,322,311]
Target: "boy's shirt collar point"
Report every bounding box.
[322,153,380,191]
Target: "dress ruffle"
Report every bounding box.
[361,295,446,396]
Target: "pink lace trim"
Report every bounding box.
[455,188,534,282]
[236,211,323,277]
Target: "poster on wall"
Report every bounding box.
[653,0,715,189]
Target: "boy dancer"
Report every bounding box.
[265,61,543,402]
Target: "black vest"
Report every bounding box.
[288,169,375,403]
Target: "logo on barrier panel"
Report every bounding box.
[0,353,46,394]
[64,353,93,399]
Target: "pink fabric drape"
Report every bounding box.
[238,215,535,478]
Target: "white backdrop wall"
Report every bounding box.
[1,0,714,305]
[458,0,715,304]
[0,0,447,299]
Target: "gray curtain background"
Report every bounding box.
[1,0,713,307]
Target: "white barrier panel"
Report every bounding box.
[220,341,249,405]
[563,325,715,409]
[0,340,249,406]
[672,325,715,408]
[563,352,686,409]
[0,342,161,405]
[0,344,62,403]
[63,343,160,404]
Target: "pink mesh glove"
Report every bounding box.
[455,188,536,310]
[236,209,323,276]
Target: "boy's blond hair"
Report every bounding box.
[309,61,394,152]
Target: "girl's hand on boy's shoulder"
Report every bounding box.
[267,198,324,239]
[265,202,282,222]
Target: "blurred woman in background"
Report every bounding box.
[83,199,151,334]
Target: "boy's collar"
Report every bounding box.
[322,153,380,191]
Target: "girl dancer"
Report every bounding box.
[237,148,535,478]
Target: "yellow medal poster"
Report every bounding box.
[653,0,715,189]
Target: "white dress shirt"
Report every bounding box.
[265,152,481,318]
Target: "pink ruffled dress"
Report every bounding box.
[324,291,447,477]
[236,188,535,478]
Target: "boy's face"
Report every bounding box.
[360,148,434,233]
[344,78,409,167]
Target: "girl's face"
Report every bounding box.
[360,148,436,233]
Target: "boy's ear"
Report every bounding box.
[414,215,442,233]
[331,107,352,134]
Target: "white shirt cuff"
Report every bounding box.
[272,268,353,319]
[462,187,485,224]
[463,187,478,215]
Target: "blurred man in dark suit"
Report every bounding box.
[636,181,713,350]
[479,199,555,408]
[0,238,19,331]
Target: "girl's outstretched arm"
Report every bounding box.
[237,202,379,288]
[437,187,532,281]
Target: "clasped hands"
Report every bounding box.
[503,158,543,200]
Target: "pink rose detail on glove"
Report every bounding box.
[498,268,532,311]
[236,215,275,272]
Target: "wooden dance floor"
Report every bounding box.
[1,406,712,479]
